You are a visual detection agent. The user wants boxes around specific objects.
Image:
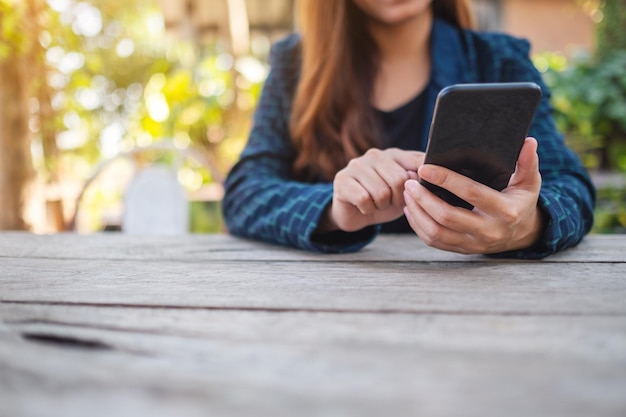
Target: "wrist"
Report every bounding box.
[315,205,340,234]
[517,205,547,251]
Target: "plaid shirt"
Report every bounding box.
[222,18,595,259]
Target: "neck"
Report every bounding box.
[366,8,433,61]
[365,8,434,111]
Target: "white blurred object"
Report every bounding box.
[70,141,223,234]
[122,164,188,235]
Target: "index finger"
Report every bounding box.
[386,148,425,173]
[418,164,504,213]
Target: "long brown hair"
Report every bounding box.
[290,0,475,181]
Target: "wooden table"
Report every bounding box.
[1,232,625,417]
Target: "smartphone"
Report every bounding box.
[420,82,542,209]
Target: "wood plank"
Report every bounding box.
[2,233,624,417]
[0,232,623,263]
[3,303,626,360]
[1,306,625,417]
[1,257,625,315]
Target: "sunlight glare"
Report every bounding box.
[72,2,102,37]
[146,13,165,37]
[57,129,88,150]
[174,132,191,150]
[76,87,101,110]
[47,0,72,12]
[146,93,170,122]
[99,121,125,158]
[116,39,135,58]
[235,56,268,83]
[58,51,85,74]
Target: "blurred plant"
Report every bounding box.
[535,51,626,234]
[593,185,626,234]
[1,0,269,232]
[533,1,626,234]
[595,0,626,62]
[44,0,266,169]
[534,0,626,172]
[537,50,626,171]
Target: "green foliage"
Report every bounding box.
[1,0,268,232]
[536,1,626,173]
[537,50,626,171]
[0,0,28,59]
[535,1,626,234]
[43,0,265,166]
[595,0,626,61]
[593,185,626,234]
[189,200,223,234]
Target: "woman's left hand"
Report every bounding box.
[403,137,545,254]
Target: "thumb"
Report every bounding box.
[509,137,541,191]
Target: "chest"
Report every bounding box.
[372,59,431,112]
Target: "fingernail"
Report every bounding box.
[419,165,434,181]
[405,180,418,192]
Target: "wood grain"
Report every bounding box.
[1,233,625,417]
[0,232,623,263]
[2,257,625,315]
[3,303,625,360]
[1,303,625,417]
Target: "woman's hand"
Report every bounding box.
[403,138,545,254]
[318,148,425,233]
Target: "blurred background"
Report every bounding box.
[0,0,624,235]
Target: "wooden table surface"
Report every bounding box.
[1,232,625,417]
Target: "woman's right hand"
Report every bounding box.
[318,148,425,233]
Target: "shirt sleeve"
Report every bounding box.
[221,37,377,253]
[488,37,596,259]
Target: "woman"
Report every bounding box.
[222,0,595,259]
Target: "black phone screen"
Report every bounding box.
[420,82,542,209]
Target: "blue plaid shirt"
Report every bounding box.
[222,18,595,259]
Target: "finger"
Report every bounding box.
[403,189,474,254]
[335,176,378,215]
[417,164,501,214]
[508,137,541,192]
[373,163,412,208]
[388,149,425,172]
[404,179,482,236]
[341,154,395,211]
[403,202,480,254]
[354,169,394,211]
[376,149,425,207]
[355,149,416,210]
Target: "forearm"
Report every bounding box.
[223,161,376,253]
[538,174,595,251]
